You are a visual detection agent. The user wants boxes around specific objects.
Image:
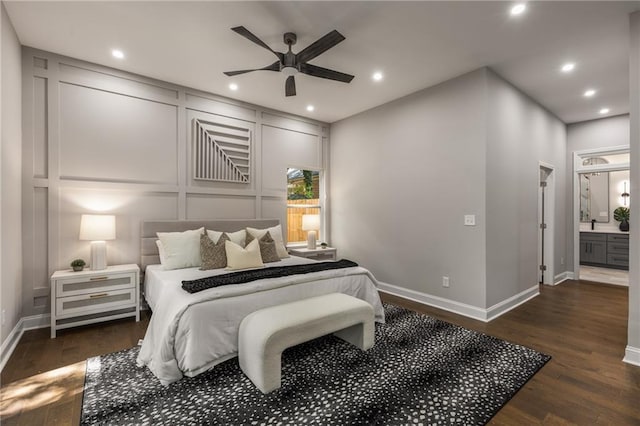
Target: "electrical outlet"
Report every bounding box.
[1,309,5,326]
[464,215,476,226]
[442,276,450,288]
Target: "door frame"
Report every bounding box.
[539,161,555,285]
[572,145,630,280]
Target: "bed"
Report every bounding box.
[136,219,385,385]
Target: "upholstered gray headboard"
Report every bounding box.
[140,219,280,273]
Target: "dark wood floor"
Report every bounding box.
[1,280,639,425]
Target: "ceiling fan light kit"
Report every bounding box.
[224,26,354,97]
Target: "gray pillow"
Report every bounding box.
[200,232,230,270]
[246,231,280,263]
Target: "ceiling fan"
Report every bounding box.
[223,26,354,97]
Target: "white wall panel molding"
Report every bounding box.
[186,187,257,197]
[186,93,257,123]
[58,82,179,185]
[185,194,256,220]
[57,179,180,193]
[262,113,321,136]
[59,63,180,103]
[21,47,329,317]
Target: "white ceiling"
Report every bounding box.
[5,1,640,124]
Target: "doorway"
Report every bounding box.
[573,147,630,286]
[538,163,555,285]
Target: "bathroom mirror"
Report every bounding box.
[580,172,609,223]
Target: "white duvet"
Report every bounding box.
[136,257,385,385]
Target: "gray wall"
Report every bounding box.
[1,2,23,345]
[20,47,328,318]
[628,11,639,361]
[566,114,630,270]
[330,67,566,311]
[485,70,566,306]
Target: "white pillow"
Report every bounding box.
[156,227,204,270]
[246,225,290,259]
[225,239,264,270]
[155,240,167,265]
[206,229,247,247]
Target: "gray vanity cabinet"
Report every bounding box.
[606,234,629,268]
[579,232,629,270]
[580,233,607,265]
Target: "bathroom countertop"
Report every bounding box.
[579,228,628,234]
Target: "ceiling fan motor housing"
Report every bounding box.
[283,32,297,46]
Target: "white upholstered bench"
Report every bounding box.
[238,293,375,394]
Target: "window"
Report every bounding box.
[287,168,322,244]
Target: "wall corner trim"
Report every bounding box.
[623,345,640,367]
[0,314,50,373]
[376,282,539,323]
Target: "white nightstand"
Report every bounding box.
[50,264,140,338]
[288,246,337,261]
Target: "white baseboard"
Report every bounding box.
[623,345,640,367]
[485,285,540,322]
[553,271,574,286]
[377,282,539,323]
[0,313,50,373]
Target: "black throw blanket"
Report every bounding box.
[182,259,359,293]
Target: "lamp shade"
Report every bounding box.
[79,214,116,241]
[301,214,320,231]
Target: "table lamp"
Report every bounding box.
[301,214,320,250]
[79,214,116,270]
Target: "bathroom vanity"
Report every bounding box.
[579,231,629,270]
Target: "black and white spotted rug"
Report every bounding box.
[81,304,550,425]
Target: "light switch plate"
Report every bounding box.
[464,215,476,226]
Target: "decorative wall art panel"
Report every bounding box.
[193,118,251,184]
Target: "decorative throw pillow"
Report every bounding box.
[206,229,247,247]
[246,225,290,259]
[225,239,264,270]
[200,232,230,270]
[156,227,204,270]
[246,231,280,263]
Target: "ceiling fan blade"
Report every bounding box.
[223,61,281,77]
[296,30,345,64]
[231,26,283,61]
[285,75,296,97]
[299,63,354,83]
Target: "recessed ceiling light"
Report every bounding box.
[510,3,527,16]
[229,83,238,91]
[111,49,124,59]
[372,71,383,81]
[561,62,575,73]
[306,105,315,112]
[599,108,610,114]
[583,89,596,97]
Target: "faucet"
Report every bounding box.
[591,219,596,230]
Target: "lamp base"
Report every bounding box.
[306,230,317,250]
[90,240,108,270]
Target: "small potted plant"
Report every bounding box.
[614,207,630,232]
[320,242,328,249]
[71,259,86,272]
